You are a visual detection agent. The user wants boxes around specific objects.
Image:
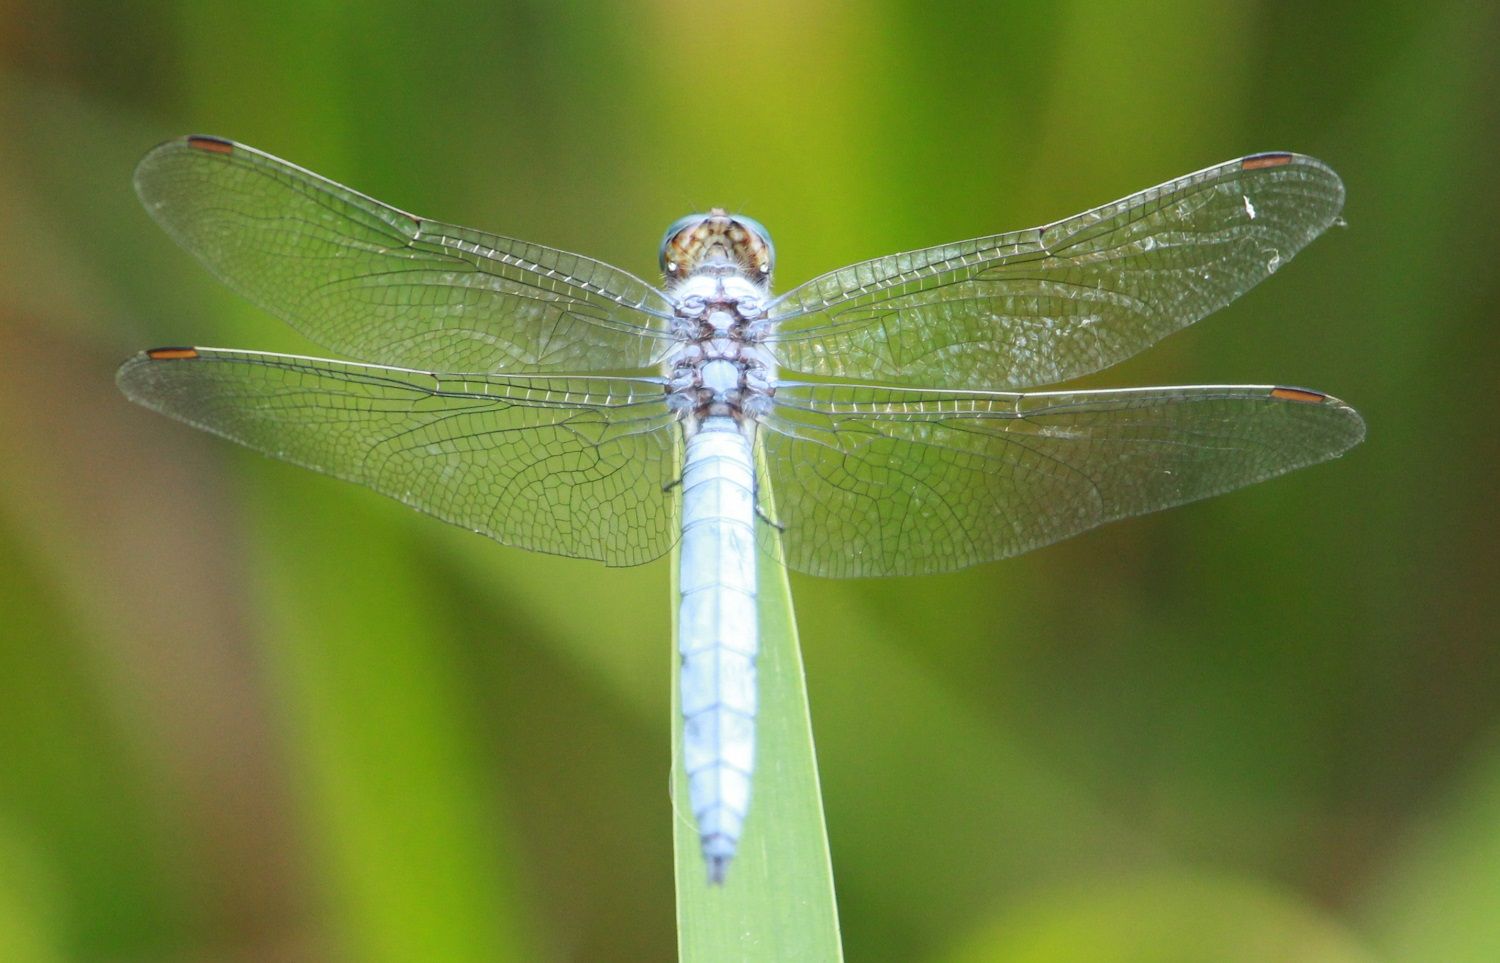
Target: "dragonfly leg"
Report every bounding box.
[755,500,784,532]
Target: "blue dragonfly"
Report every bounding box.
[119,136,1364,882]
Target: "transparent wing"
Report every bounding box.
[760,382,1364,577]
[134,136,675,373]
[766,153,1344,390]
[117,347,680,566]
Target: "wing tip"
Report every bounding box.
[117,347,202,395]
[1271,385,1367,448]
[1239,150,1344,212]
[135,135,237,204]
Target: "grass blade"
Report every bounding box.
[671,523,843,959]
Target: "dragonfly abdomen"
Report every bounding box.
[678,415,759,884]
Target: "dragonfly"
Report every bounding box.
[118,135,1364,884]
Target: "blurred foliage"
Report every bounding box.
[1,0,1497,960]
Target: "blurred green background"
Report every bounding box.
[2,1,1497,960]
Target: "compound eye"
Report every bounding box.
[732,214,775,275]
[659,213,706,274]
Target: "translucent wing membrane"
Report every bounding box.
[117,348,680,566]
[760,383,1364,577]
[134,137,674,373]
[122,141,1364,581]
[766,153,1344,389]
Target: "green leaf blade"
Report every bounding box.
[671,525,843,960]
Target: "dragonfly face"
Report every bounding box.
[660,208,775,289]
[117,136,1364,883]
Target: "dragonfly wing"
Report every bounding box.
[766,153,1344,389]
[134,137,675,373]
[760,382,1364,577]
[118,348,680,566]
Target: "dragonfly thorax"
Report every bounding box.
[666,274,774,424]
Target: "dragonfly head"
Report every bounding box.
[660,209,774,289]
